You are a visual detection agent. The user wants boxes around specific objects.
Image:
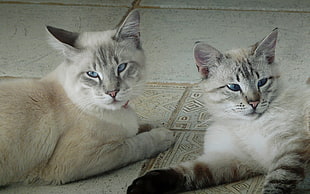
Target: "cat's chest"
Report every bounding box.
[101,108,139,135]
[234,122,277,167]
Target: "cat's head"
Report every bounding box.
[194,29,280,120]
[47,10,145,111]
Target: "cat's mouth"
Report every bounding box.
[246,110,263,118]
[247,112,258,116]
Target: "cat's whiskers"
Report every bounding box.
[121,83,145,99]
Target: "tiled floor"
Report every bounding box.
[0,0,309,193]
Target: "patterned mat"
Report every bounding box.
[132,82,310,194]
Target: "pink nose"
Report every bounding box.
[107,90,119,98]
[249,101,259,109]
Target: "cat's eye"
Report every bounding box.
[86,71,99,78]
[117,63,127,73]
[227,84,241,92]
[258,78,268,87]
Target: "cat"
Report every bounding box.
[127,29,310,194]
[0,10,175,186]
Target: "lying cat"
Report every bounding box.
[0,10,175,186]
[127,29,310,194]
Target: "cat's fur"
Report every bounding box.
[127,29,310,194]
[0,10,175,186]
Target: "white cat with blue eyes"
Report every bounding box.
[0,10,175,186]
[128,29,310,194]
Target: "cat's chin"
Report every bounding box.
[239,108,267,120]
[243,113,262,120]
[222,112,261,121]
[99,100,129,111]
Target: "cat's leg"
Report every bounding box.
[127,128,262,194]
[127,153,258,194]
[262,140,308,194]
[35,127,175,185]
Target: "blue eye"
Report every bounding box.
[86,71,99,78]
[117,63,127,73]
[227,84,241,92]
[258,78,268,87]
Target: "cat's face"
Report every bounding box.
[194,29,279,120]
[48,10,145,111]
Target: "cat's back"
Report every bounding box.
[0,78,61,108]
[271,84,310,121]
[0,78,68,130]
[0,79,71,185]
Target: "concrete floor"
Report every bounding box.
[0,0,309,193]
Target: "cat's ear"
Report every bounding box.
[114,10,141,48]
[253,28,278,64]
[194,41,223,78]
[46,26,79,57]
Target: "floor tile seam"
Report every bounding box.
[0,77,197,87]
[119,0,145,27]
[0,1,131,8]
[146,81,198,87]
[131,0,141,9]
[3,1,309,14]
[136,5,310,14]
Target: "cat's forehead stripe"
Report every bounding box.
[96,45,118,67]
[92,61,97,71]
[114,56,119,64]
[96,47,107,66]
[236,74,240,82]
[237,60,254,79]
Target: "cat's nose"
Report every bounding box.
[248,101,259,109]
[107,90,119,98]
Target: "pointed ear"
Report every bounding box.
[253,28,278,64]
[193,42,223,78]
[114,10,141,48]
[46,26,79,57]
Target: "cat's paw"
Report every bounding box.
[127,169,182,194]
[149,127,176,152]
[263,182,294,194]
[138,123,166,133]
[138,123,154,133]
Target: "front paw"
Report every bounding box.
[127,169,182,194]
[150,127,176,152]
[263,183,294,194]
[138,123,154,133]
[138,123,166,134]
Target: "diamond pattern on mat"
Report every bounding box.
[131,83,187,127]
[170,85,211,130]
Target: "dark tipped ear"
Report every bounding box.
[193,42,223,78]
[114,10,141,48]
[46,26,79,48]
[253,28,278,64]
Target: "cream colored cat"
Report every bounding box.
[0,10,175,186]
